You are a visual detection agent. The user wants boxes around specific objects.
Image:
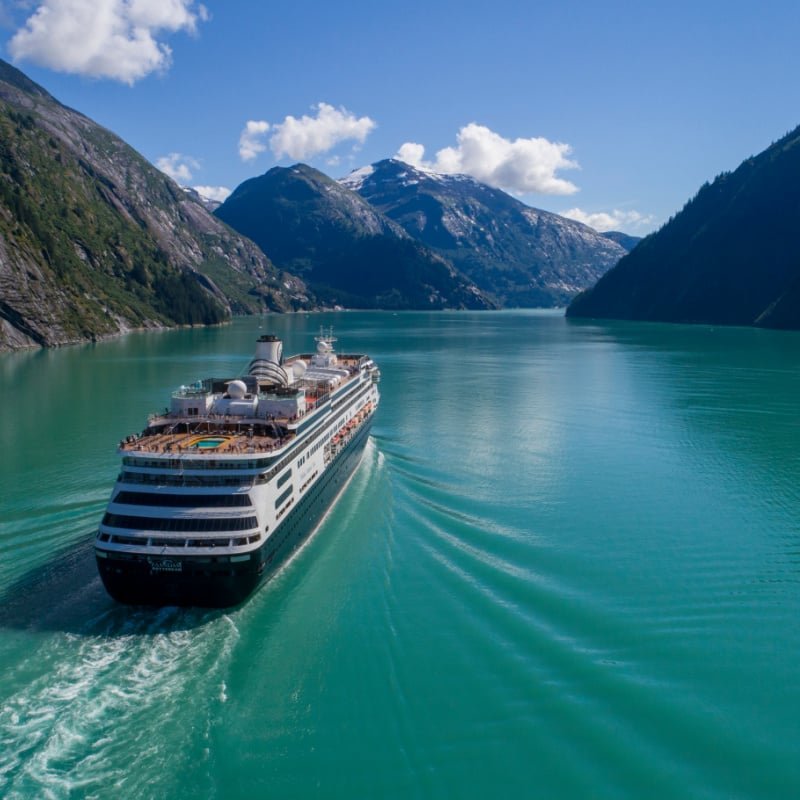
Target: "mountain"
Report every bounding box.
[567,125,800,328]
[214,164,495,310]
[340,159,627,307]
[601,231,641,252]
[182,186,223,213]
[0,59,308,351]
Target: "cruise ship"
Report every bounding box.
[94,331,380,607]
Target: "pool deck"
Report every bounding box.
[120,428,289,457]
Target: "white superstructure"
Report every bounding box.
[94,331,380,606]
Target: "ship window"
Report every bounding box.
[185,538,232,547]
[275,486,293,509]
[102,513,258,533]
[120,472,254,488]
[110,535,145,546]
[113,492,252,508]
[277,468,292,488]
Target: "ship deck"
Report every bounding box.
[120,357,369,458]
[119,423,292,457]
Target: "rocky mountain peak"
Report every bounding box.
[339,159,627,307]
[215,162,496,310]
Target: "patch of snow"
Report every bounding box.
[339,164,374,191]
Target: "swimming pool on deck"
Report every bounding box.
[187,437,231,450]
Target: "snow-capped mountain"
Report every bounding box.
[215,164,496,310]
[340,159,628,307]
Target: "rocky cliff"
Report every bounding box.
[0,59,308,350]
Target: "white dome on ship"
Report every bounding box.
[227,379,247,399]
[292,359,308,380]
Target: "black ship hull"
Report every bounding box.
[96,419,373,608]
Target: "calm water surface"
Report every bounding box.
[1,311,800,798]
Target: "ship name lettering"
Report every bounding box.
[147,558,183,573]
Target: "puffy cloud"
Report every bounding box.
[239,120,270,162]
[9,0,208,84]
[561,207,655,233]
[156,152,199,183]
[396,142,426,167]
[396,123,579,195]
[193,185,231,203]
[240,102,376,163]
[270,103,375,160]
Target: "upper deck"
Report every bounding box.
[120,338,376,461]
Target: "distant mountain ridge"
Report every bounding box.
[0,57,644,351]
[601,231,641,252]
[214,164,495,310]
[0,59,308,350]
[568,124,800,328]
[340,159,628,307]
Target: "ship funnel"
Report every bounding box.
[255,334,283,364]
[249,334,289,386]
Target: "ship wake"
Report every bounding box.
[0,609,240,799]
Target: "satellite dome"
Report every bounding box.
[227,380,247,399]
[292,359,308,379]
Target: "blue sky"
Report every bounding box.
[1,0,799,234]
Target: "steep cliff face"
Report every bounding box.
[568,125,800,329]
[0,59,308,350]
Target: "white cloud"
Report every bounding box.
[239,120,270,161]
[193,185,231,203]
[562,207,655,233]
[266,102,376,161]
[396,142,426,167]
[396,123,579,195]
[9,0,208,85]
[156,152,199,183]
[237,104,376,164]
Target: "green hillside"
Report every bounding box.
[0,59,308,350]
[568,125,800,328]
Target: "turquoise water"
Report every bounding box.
[193,438,227,449]
[2,310,800,798]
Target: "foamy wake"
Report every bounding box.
[0,609,240,799]
[0,439,385,798]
